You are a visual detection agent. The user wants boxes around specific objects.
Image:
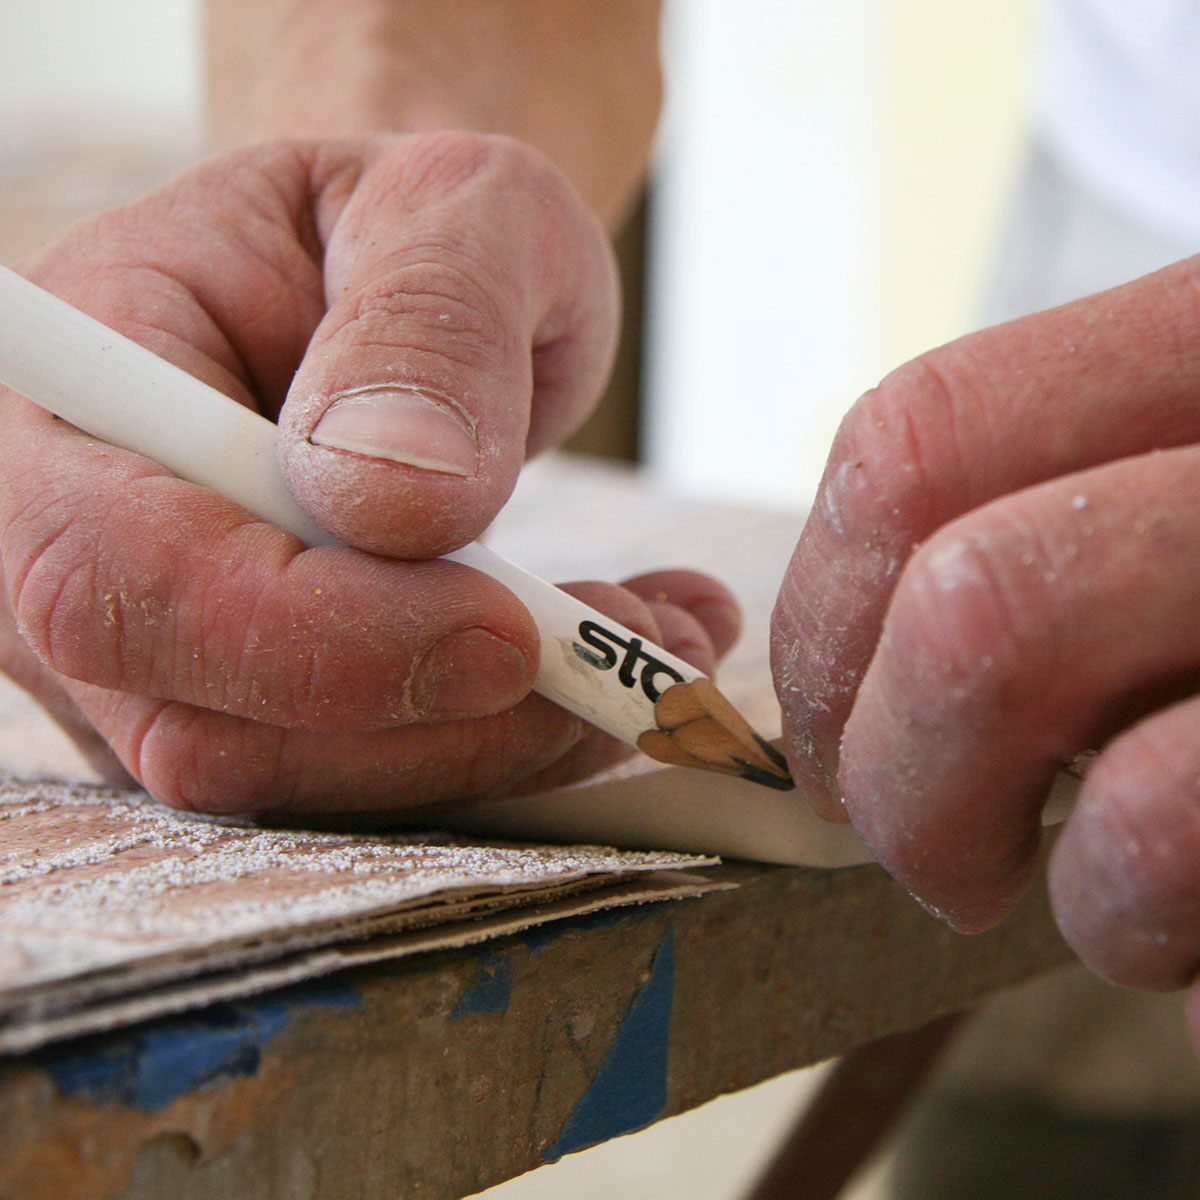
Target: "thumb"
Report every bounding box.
[278,133,620,559]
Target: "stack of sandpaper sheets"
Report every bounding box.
[0,773,719,1055]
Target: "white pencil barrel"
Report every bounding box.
[448,542,704,743]
[0,266,332,548]
[0,265,695,747]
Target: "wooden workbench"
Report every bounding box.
[0,457,1076,1199]
[1,856,1071,1200]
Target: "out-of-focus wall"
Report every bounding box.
[645,0,1034,507]
[0,0,199,122]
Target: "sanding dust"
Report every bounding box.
[0,773,715,1047]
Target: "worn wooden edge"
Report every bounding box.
[0,855,1075,1200]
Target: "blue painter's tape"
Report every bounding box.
[450,950,512,1017]
[47,1005,291,1111]
[41,977,360,1111]
[543,924,674,1161]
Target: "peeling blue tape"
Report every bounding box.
[544,925,674,1160]
[450,950,512,1016]
[41,977,360,1111]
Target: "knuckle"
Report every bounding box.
[347,252,510,372]
[213,579,308,724]
[825,355,965,548]
[768,562,832,725]
[382,130,553,208]
[224,635,341,733]
[2,474,177,693]
[214,573,412,733]
[6,511,116,680]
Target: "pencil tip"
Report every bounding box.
[755,735,794,779]
[636,678,795,791]
[735,757,796,791]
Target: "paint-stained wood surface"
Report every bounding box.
[0,856,1072,1200]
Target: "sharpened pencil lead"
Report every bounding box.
[636,678,794,791]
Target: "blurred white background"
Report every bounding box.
[0,0,199,122]
[648,1,1032,507]
[0,0,199,118]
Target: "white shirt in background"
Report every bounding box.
[1039,0,1200,248]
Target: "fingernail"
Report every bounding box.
[311,386,477,477]
[413,628,532,717]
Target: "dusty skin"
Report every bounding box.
[770,256,1200,1052]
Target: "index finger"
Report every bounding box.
[772,256,1200,814]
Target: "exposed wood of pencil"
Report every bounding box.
[637,678,795,790]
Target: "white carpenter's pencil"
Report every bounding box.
[0,265,793,790]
